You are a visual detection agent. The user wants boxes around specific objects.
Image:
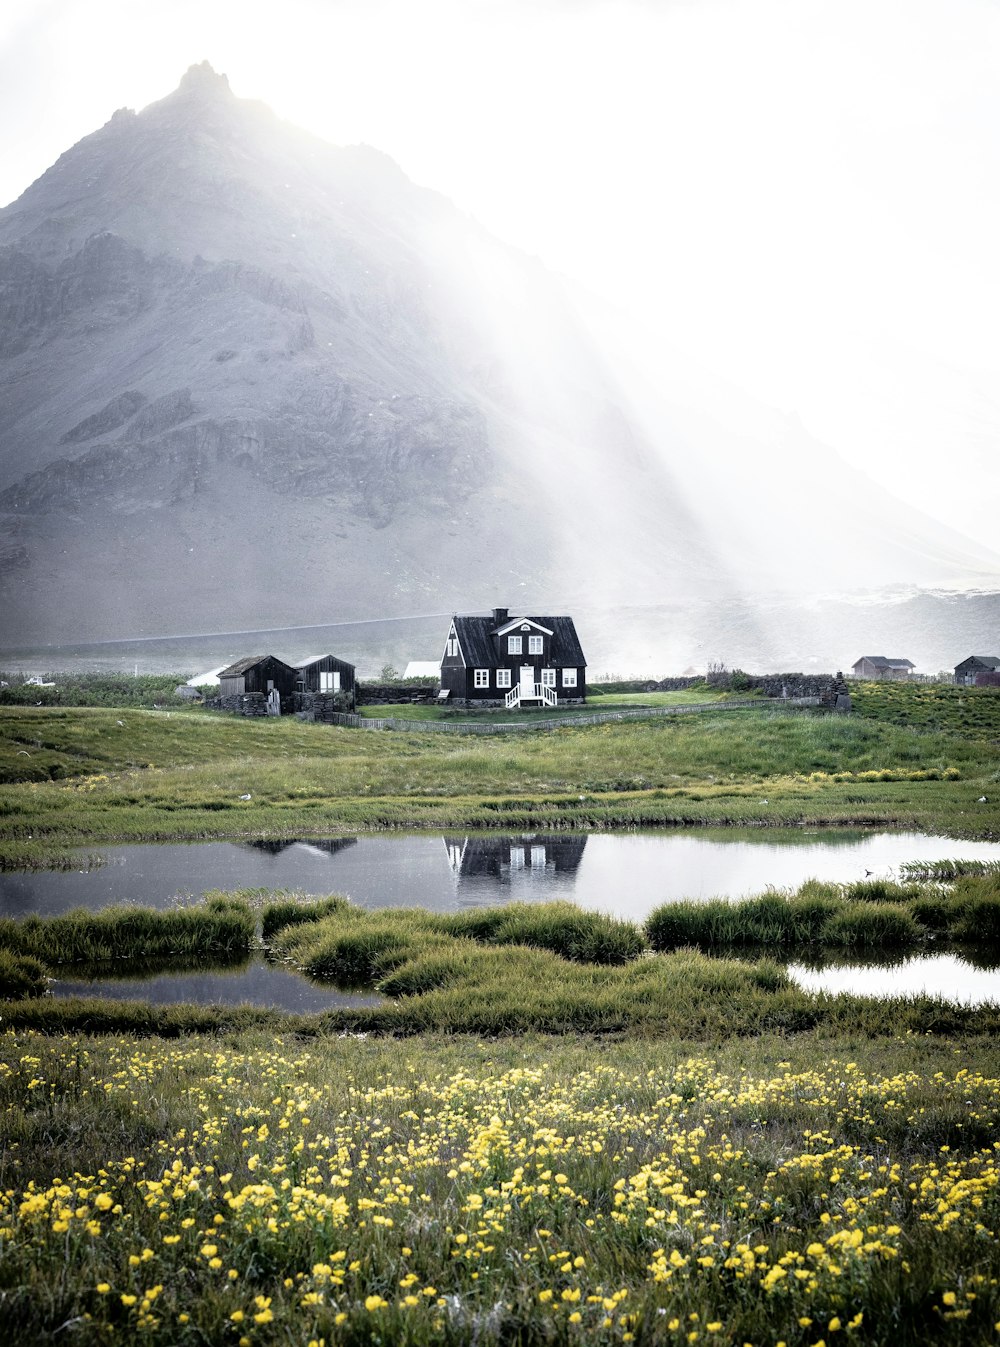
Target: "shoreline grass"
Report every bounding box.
[0,896,253,976]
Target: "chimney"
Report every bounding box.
[492,607,509,626]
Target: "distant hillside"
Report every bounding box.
[0,63,996,663]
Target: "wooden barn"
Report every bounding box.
[295,654,356,708]
[217,655,298,708]
[440,607,586,708]
[954,655,1000,686]
[851,656,915,680]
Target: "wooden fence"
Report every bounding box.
[317,696,822,735]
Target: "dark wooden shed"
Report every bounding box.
[955,655,1000,686]
[217,655,298,700]
[295,654,356,708]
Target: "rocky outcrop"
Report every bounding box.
[61,390,148,443]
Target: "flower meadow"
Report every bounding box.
[2,1032,1000,1344]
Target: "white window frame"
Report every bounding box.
[528,634,543,654]
[541,668,556,687]
[474,668,490,688]
[562,668,578,688]
[319,670,341,692]
[507,635,522,654]
[446,637,458,657]
[496,669,511,688]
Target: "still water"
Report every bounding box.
[6,828,1000,922]
[51,959,381,1014]
[7,829,1000,1009]
[789,954,999,1007]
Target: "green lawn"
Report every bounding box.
[0,695,997,867]
[359,686,733,721]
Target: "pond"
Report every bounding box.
[789,953,1000,1007]
[5,828,1000,922]
[51,958,382,1014]
[7,828,1000,1010]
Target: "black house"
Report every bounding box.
[955,655,1000,686]
[217,655,298,704]
[440,607,586,708]
[295,654,356,709]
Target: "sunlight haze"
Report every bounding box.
[1,0,997,550]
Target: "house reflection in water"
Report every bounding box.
[242,838,359,859]
[443,834,587,905]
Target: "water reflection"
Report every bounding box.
[789,954,1000,1007]
[51,956,381,1013]
[444,834,587,905]
[4,829,1000,921]
[243,838,359,859]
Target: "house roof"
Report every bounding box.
[217,655,270,677]
[294,654,355,671]
[853,656,915,669]
[961,655,1000,669]
[451,613,586,666]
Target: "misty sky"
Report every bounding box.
[1,0,997,552]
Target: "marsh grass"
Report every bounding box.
[0,896,253,970]
[0,948,47,998]
[256,898,1000,1039]
[645,871,1000,953]
[646,893,921,949]
[260,894,350,940]
[900,858,1000,881]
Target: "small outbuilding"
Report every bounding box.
[954,655,1000,686]
[217,655,298,714]
[295,654,356,709]
[851,656,915,680]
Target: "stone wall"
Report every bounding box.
[356,682,438,706]
[211,692,269,716]
[594,673,837,697]
[294,690,354,721]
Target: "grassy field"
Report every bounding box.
[0,685,997,868]
[2,1029,1000,1345]
[359,687,735,720]
[2,682,1000,1342]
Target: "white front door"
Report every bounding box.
[520,665,535,699]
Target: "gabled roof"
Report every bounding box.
[451,612,586,666]
[962,655,1000,669]
[294,653,355,671]
[496,616,554,637]
[853,655,915,669]
[217,655,270,677]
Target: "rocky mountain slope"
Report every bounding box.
[0,63,996,663]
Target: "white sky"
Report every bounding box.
[1,0,998,550]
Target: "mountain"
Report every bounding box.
[0,62,997,667]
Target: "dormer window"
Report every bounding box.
[528,635,543,654]
[508,635,522,654]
